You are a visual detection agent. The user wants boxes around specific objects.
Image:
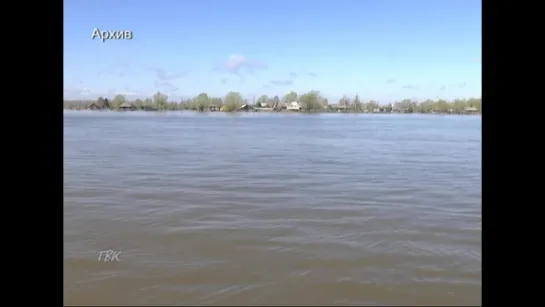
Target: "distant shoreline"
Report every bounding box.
[63,93,481,115]
[63,109,481,116]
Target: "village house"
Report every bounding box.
[286,101,302,111]
[119,102,136,111]
[88,98,110,110]
[464,107,479,114]
[328,104,348,112]
[336,105,348,112]
[256,102,274,111]
[88,102,103,110]
[273,101,286,110]
[239,104,256,111]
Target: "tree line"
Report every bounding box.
[63,91,481,114]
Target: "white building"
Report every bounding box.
[287,101,301,111]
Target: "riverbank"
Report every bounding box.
[63,108,481,115]
[64,94,481,115]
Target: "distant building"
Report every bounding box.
[464,107,478,114]
[239,104,252,111]
[329,104,348,112]
[88,103,103,110]
[287,101,301,111]
[119,102,135,111]
[89,99,108,110]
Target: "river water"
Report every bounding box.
[64,111,481,305]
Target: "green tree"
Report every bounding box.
[134,98,144,110]
[467,97,481,111]
[256,95,268,107]
[418,99,434,113]
[143,98,153,108]
[193,92,209,111]
[179,98,191,110]
[223,91,243,112]
[112,95,126,109]
[210,97,223,107]
[153,92,168,110]
[96,97,106,108]
[435,99,449,113]
[386,103,393,113]
[319,97,328,107]
[272,95,280,105]
[299,90,322,111]
[282,91,298,103]
[367,100,379,111]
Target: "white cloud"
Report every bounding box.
[216,54,267,74]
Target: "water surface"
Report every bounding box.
[64,111,481,306]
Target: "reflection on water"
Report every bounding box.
[64,112,481,305]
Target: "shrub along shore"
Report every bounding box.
[63,91,481,115]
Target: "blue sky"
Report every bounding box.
[64,0,481,103]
